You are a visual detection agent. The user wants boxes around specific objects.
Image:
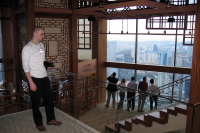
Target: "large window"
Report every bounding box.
[107,17,192,106]
[107,18,193,68]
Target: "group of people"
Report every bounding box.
[106,72,160,112]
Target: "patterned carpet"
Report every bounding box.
[0,107,99,133]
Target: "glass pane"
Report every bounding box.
[107,35,136,62]
[85,25,90,31]
[85,45,90,48]
[138,19,148,33]
[127,19,136,33]
[79,26,84,31]
[136,70,173,108]
[109,20,122,33]
[79,19,84,24]
[118,68,135,82]
[79,32,84,37]
[137,35,175,66]
[176,36,193,68]
[85,38,90,44]
[85,33,90,38]
[174,74,190,101]
[85,19,90,24]
[79,38,84,43]
[79,44,84,48]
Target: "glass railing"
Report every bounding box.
[0,68,199,133]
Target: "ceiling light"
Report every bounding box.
[167,17,175,22]
[88,15,96,21]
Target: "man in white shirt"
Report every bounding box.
[22,26,61,131]
[148,79,160,110]
[126,77,137,111]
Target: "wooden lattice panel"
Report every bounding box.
[15,0,26,9]
[36,18,70,70]
[53,80,73,115]
[77,73,97,115]
[35,0,69,9]
[16,16,27,69]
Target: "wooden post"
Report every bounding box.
[1,7,14,81]
[186,1,200,133]
[69,0,78,119]
[25,0,35,42]
[97,20,107,103]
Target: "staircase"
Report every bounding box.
[105,104,187,133]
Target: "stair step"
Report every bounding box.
[175,104,187,115]
[148,112,168,124]
[160,109,168,118]
[125,119,133,131]
[105,123,116,132]
[167,107,177,116]
[117,120,126,129]
[135,115,152,127]
[117,119,132,131]
[132,118,139,125]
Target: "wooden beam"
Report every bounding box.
[75,4,196,18]
[74,0,145,13]
[104,62,191,74]
[35,7,72,14]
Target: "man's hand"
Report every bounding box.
[30,82,37,91]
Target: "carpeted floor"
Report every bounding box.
[0,107,99,133]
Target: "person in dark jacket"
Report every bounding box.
[138,77,148,112]
[106,72,118,107]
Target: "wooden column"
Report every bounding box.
[26,0,35,41]
[186,1,200,133]
[69,0,78,119]
[1,7,14,81]
[96,20,107,103]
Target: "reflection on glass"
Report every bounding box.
[174,74,190,101]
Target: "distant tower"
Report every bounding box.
[107,41,117,62]
[153,45,158,52]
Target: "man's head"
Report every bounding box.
[131,76,135,81]
[112,72,116,77]
[32,26,45,42]
[150,79,154,84]
[143,77,147,82]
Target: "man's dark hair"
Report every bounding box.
[150,79,154,84]
[112,72,116,77]
[131,76,135,81]
[143,76,147,81]
[32,26,43,33]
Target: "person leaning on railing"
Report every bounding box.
[126,77,138,111]
[117,79,126,110]
[138,77,148,112]
[105,72,118,108]
[147,79,160,110]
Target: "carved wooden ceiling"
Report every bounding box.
[75,0,197,19]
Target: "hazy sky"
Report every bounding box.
[107,19,185,42]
